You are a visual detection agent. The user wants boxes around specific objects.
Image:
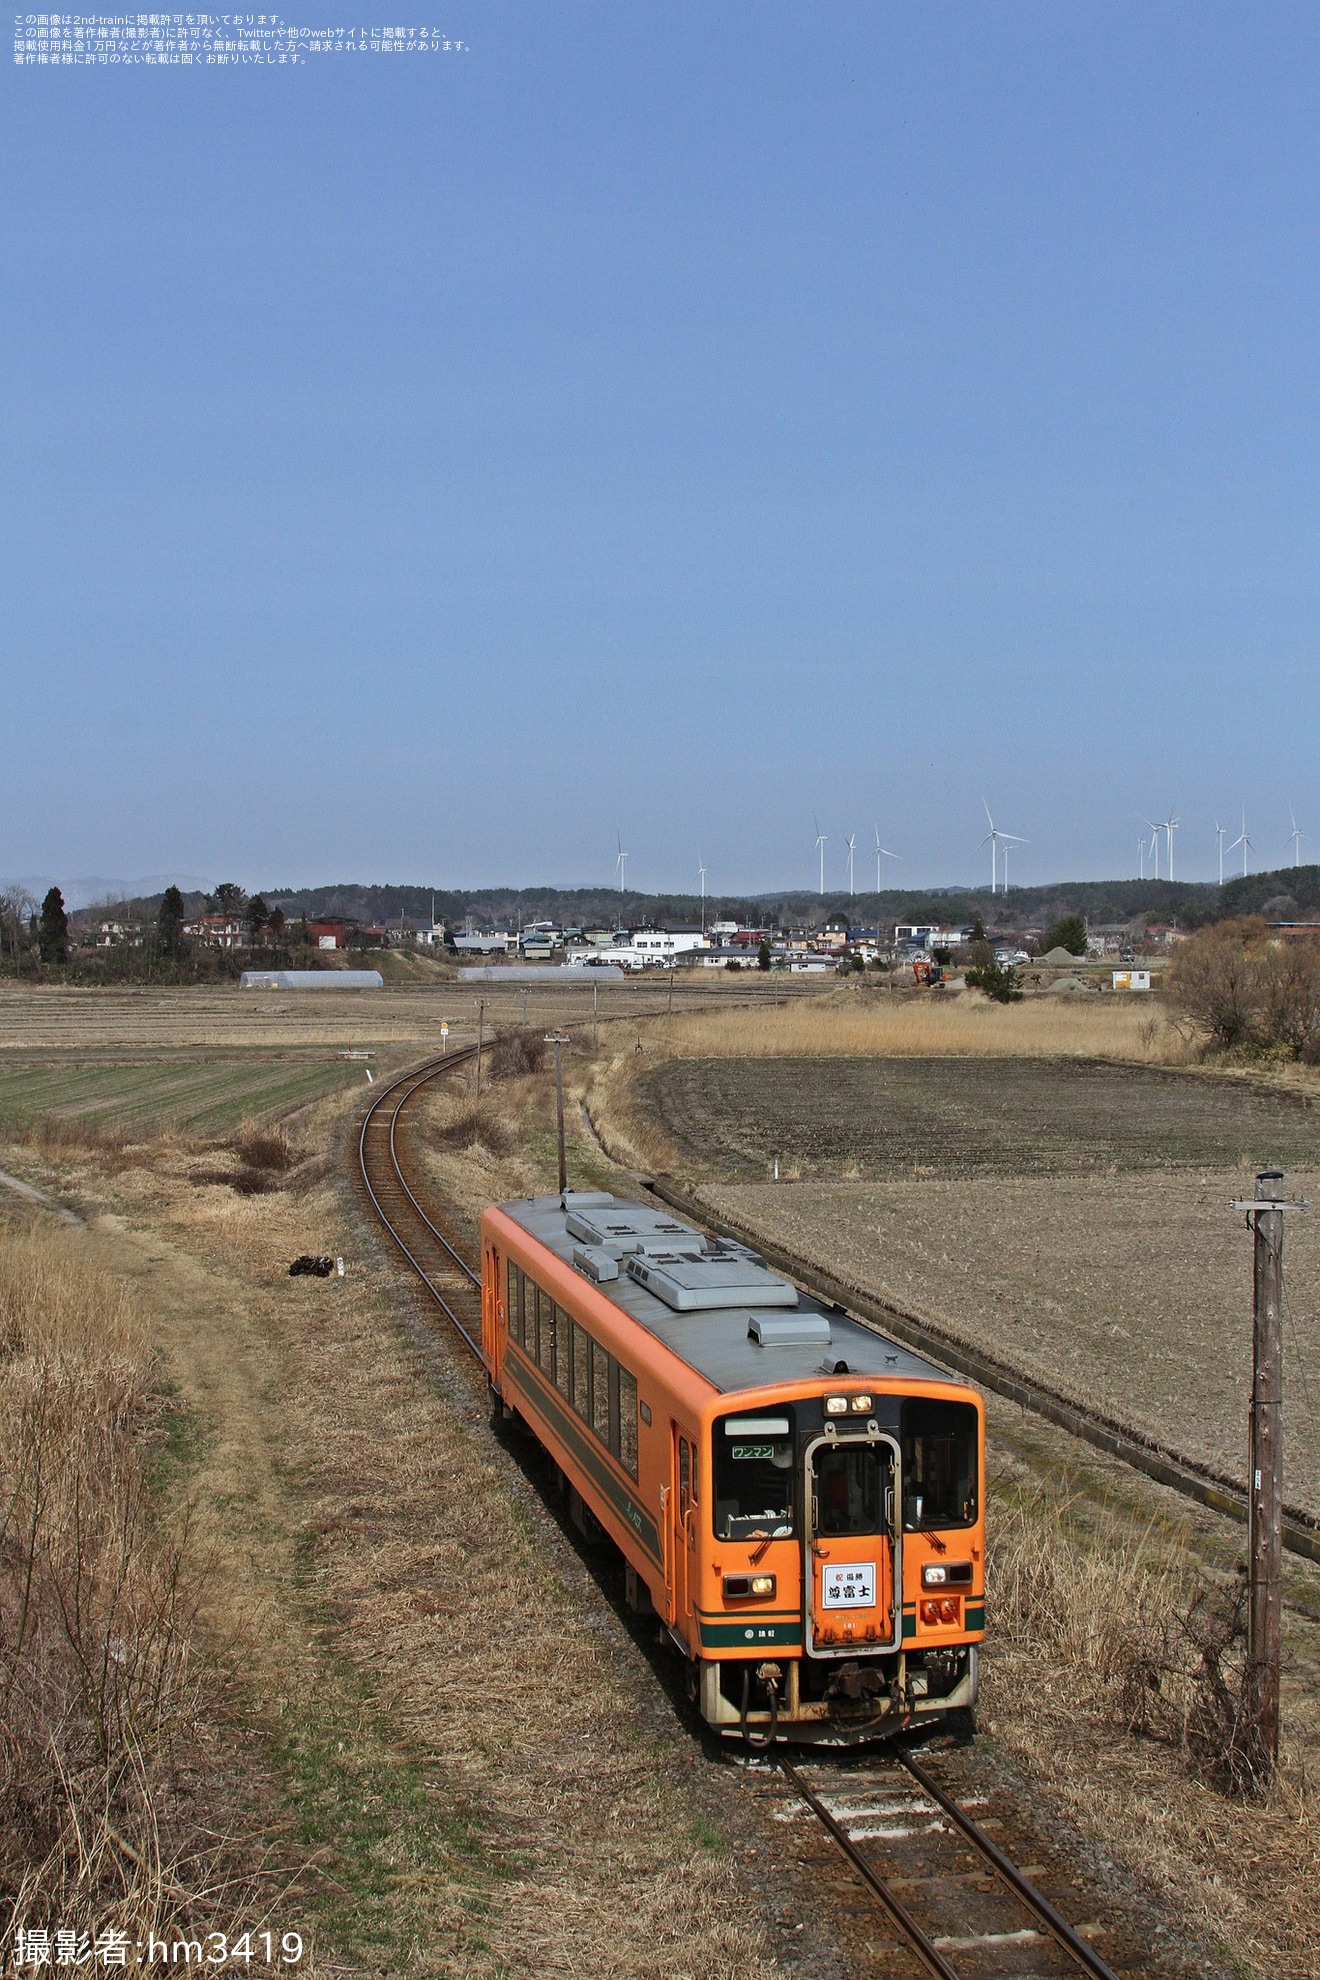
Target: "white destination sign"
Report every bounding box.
[821,1563,876,1609]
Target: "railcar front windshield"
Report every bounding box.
[713,1409,796,1540]
[901,1399,979,1529]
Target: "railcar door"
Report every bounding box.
[804,1431,901,1656]
[670,1428,696,1633]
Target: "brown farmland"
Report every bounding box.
[636,1055,1320,1518]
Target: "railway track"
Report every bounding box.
[357,1047,484,1358]
[770,1747,1127,1980]
[358,1051,1181,1978]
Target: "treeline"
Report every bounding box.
[259,867,1320,934]
[0,882,354,983]
[10,864,1320,961]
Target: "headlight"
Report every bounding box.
[850,1393,873,1412]
[723,1573,777,1600]
[824,1395,848,1415]
[923,1564,948,1586]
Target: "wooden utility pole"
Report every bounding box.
[546,1032,569,1196]
[1231,1166,1306,1780]
[475,1000,484,1098]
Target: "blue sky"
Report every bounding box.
[4,3,1319,896]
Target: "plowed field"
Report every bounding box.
[637,1055,1320,1519]
[637,1054,1320,1179]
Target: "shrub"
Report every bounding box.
[1164,917,1300,1054]
[964,960,1023,1003]
[487,1028,547,1080]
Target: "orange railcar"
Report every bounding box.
[480,1190,984,1745]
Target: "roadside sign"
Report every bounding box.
[440,1020,449,1053]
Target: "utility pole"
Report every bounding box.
[1230,1167,1306,1781]
[545,1032,570,1196]
[593,980,598,1053]
[475,1000,484,1099]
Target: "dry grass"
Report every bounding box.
[0,1224,256,1943]
[983,1459,1320,1977]
[624,983,1191,1064]
[0,1069,777,1975]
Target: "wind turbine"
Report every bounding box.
[813,815,828,897]
[1228,810,1252,878]
[979,800,1026,894]
[1144,820,1162,881]
[1138,835,1147,881]
[845,833,857,896]
[873,827,900,892]
[1215,821,1226,887]
[615,829,629,896]
[1288,805,1305,868]
[1159,813,1180,882]
[696,853,708,934]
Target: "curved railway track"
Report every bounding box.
[358,1047,484,1358]
[358,1052,1154,1980]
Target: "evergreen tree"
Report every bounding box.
[757,938,771,970]
[157,885,186,958]
[1045,914,1088,956]
[247,895,269,944]
[38,886,69,965]
[209,881,247,916]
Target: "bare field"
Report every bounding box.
[636,1053,1320,1179]
[0,1048,365,1136]
[0,971,805,1053]
[629,1052,1320,1514]
[703,1172,1320,1517]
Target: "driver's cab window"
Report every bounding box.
[813,1442,889,1537]
[713,1410,795,1540]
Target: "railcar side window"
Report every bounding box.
[537,1288,555,1382]
[591,1339,611,1445]
[713,1410,796,1540]
[901,1400,978,1529]
[572,1322,591,1422]
[554,1304,572,1401]
[617,1367,638,1480]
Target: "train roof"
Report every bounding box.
[496,1191,966,1398]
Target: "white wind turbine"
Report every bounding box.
[1215,821,1227,887]
[1287,805,1306,868]
[873,826,900,892]
[1138,834,1148,881]
[979,800,1026,894]
[696,853,708,935]
[615,829,629,895]
[845,832,857,896]
[1144,820,1162,880]
[1160,812,1180,882]
[813,815,828,897]
[1228,810,1252,877]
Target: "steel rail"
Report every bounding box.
[358,1048,484,1358]
[896,1750,1121,1980]
[776,1755,960,1980]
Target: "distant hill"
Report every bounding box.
[64,866,1320,934]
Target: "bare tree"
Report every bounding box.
[0,886,36,961]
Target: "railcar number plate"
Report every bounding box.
[822,1563,876,1608]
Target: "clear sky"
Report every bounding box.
[4,3,1319,897]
